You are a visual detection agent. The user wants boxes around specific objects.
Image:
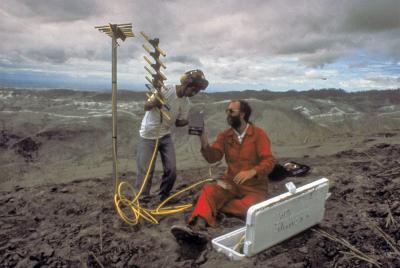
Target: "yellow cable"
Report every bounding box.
[233,234,246,253]
[113,137,212,224]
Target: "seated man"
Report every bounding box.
[172,100,276,242]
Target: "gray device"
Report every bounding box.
[188,111,204,135]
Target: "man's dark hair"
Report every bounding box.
[231,99,252,122]
[239,100,252,122]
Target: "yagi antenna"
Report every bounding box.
[140,31,170,119]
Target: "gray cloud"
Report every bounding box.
[365,75,400,84]
[28,48,68,64]
[341,0,400,33]
[167,55,202,66]
[2,0,104,22]
[348,60,369,69]
[299,46,353,68]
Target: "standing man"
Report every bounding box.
[136,70,208,202]
[172,100,275,241]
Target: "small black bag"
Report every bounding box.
[268,164,291,181]
[268,161,310,181]
[285,161,310,177]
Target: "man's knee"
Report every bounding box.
[240,196,264,212]
[202,183,218,194]
[201,183,227,199]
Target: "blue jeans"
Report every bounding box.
[135,134,177,197]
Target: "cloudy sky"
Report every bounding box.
[0,0,399,92]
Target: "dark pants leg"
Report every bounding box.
[158,134,177,197]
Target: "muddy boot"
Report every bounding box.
[190,216,208,232]
[170,225,210,245]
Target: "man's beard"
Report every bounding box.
[227,115,241,130]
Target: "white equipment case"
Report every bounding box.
[212,178,330,260]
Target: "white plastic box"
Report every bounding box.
[212,178,330,261]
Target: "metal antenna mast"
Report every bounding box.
[95,23,134,192]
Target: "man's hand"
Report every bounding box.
[144,92,163,111]
[233,169,257,184]
[175,119,188,127]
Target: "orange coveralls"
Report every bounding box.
[189,124,276,227]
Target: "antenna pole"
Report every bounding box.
[95,23,134,192]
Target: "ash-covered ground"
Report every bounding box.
[1,88,400,267]
[1,142,400,267]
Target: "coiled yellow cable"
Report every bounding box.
[113,136,213,225]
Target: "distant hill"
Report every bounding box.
[2,87,399,103]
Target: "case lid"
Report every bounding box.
[243,178,329,256]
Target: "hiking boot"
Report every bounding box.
[170,225,210,245]
[216,212,227,223]
[189,216,208,232]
